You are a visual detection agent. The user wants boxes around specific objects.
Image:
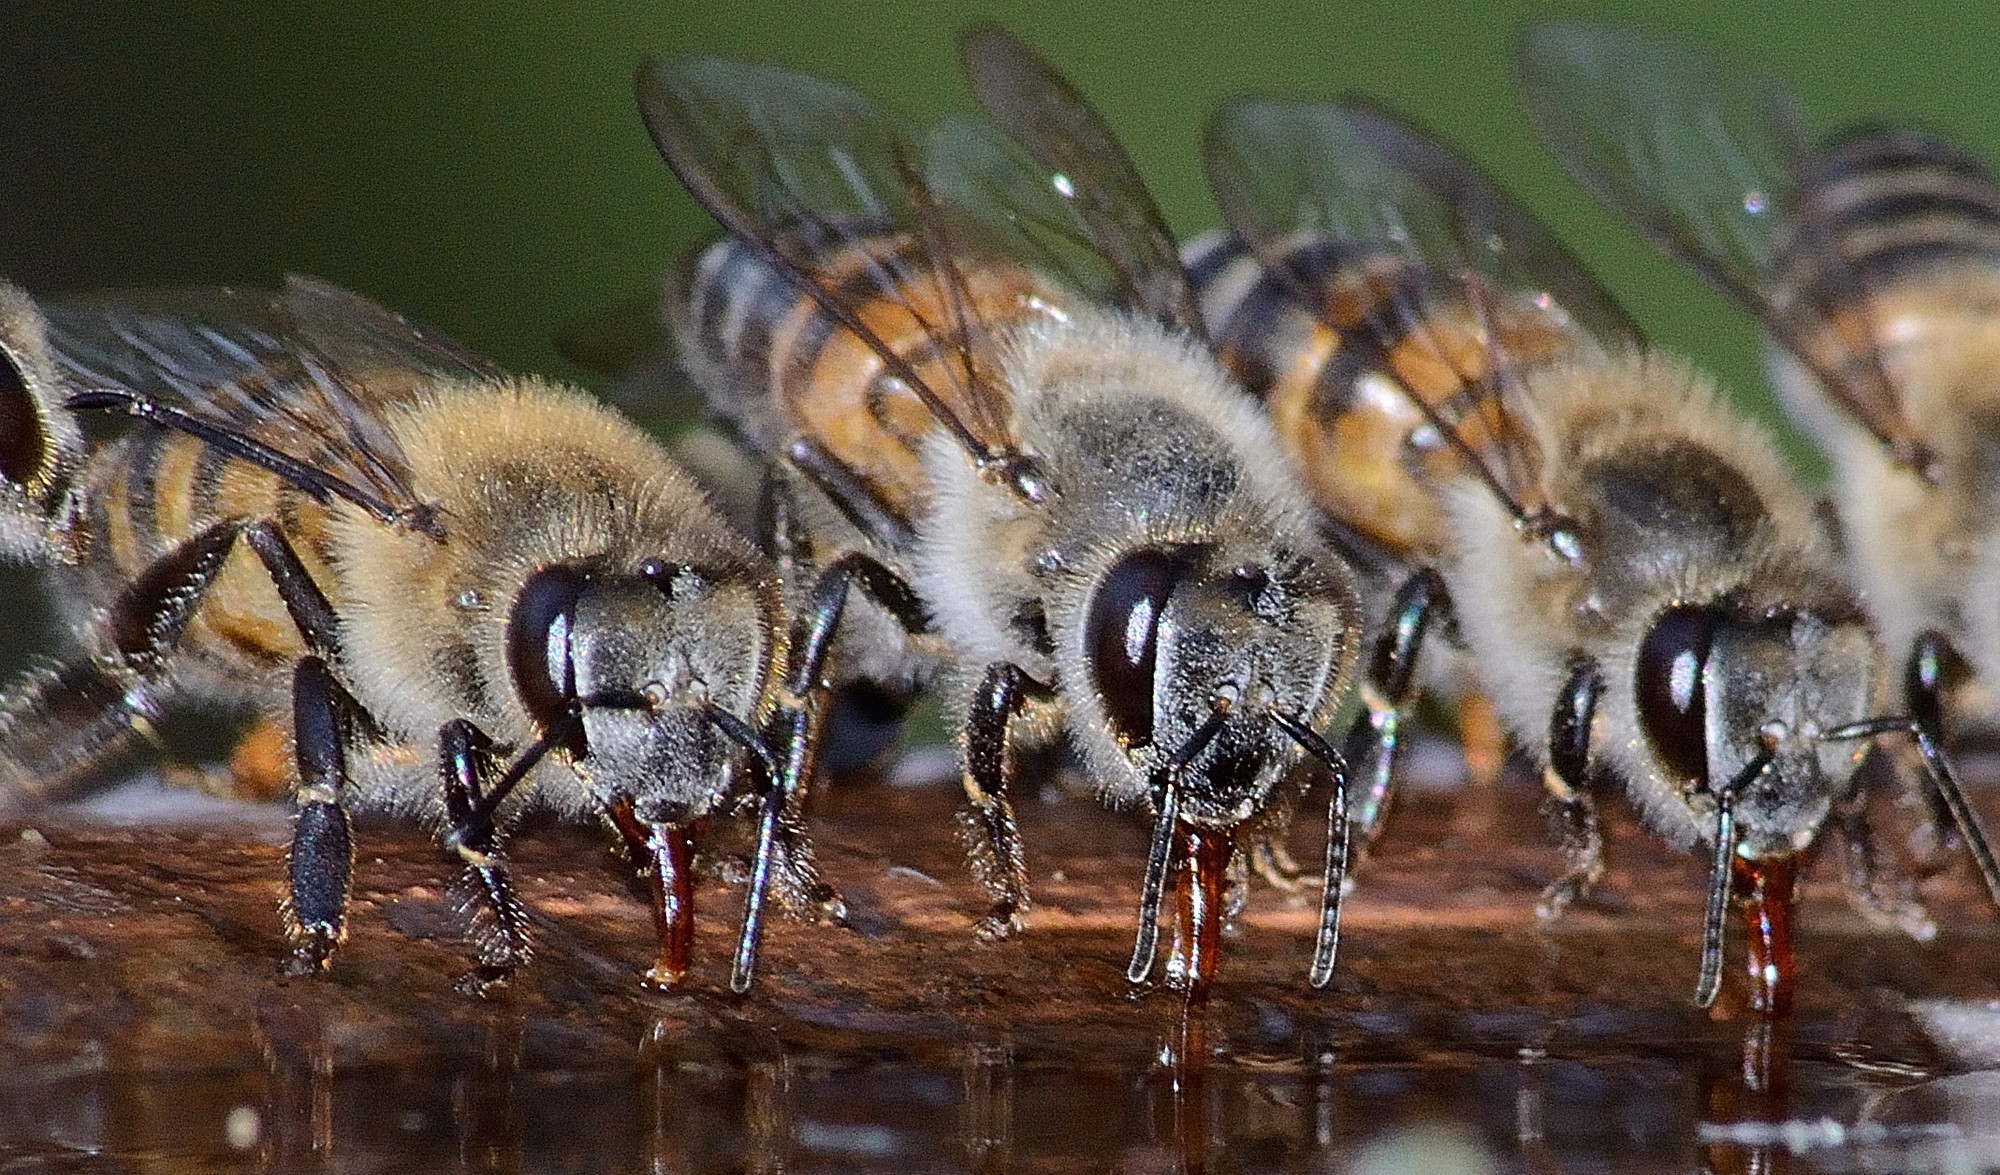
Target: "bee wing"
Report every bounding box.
[1204,97,1631,524]
[44,278,490,536]
[638,54,1024,476]
[954,24,1204,340]
[1518,20,1929,472]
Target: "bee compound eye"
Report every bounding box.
[1636,604,1718,793]
[0,348,45,487]
[1085,548,1181,749]
[508,565,583,741]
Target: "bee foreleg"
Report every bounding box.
[757,468,813,579]
[1834,781,1937,940]
[1536,654,1605,922]
[751,547,923,925]
[438,718,532,994]
[0,517,243,806]
[1341,568,1451,853]
[281,655,360,976]
[957,661,1053,943]
[750,547,924,923]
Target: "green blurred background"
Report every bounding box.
[1,0,1995,674]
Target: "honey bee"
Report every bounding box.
[1518,21,2000,906]
[1185,113,1642,841]
[1194,97,1992,1012]
[0,276,837,994]
[641,26,1363,994]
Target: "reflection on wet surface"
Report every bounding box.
[11,1006,2000,1173]
[4,759,2000,1172]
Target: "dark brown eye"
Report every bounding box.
[0,349,44,487]
[1636,604,1716,791]
[1086,549,1179,749]
[508,566,583,746]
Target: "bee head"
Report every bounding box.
[1080,538,1358,821]
[1635,601,1876,857]
[506,558,778,825]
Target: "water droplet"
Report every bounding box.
[1051,172,1075,199]
[1743,190,1768,215]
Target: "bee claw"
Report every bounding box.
[972,906,1023,943]
[454,964,516,998]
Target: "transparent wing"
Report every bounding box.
[1518,19,1927,470]
[955,24,1204,339]
[924,112,1155,315]
[45,278,488,536]
[637,54,1021,467]
[1204,97,1626,526]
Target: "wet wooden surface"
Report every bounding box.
[2,759,1995,1079]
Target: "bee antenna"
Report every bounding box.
[1127,782,1178,985]
[442,711,586,864]
[1692,746,1774,1007]
[701,701,784,782]
[699,701,795,995]
[1693,790,1736,1009]
[1264,706,1351,988]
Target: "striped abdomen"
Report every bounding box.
[1185,233,1586,555]
[1773,128,2000,432]
[74,426,341,688]
[674,229,1069,529]
[1777,128,2000,310]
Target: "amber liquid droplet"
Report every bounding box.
[1732,852,1798,1018]
[1168,825,1235,1002]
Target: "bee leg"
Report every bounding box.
[281,655,364,976]
[1341,568,1450,852]
[1903,631,2000,910]
[1834,781,1936,940]
[1536,655,1605,922]
[724,549,925,991]
[439,718,533,995]
[1247,832,1306,893]
[959,662,1053,943]
[1905,631,1975,861]
[773,548,928,905]
[0,517,245,805]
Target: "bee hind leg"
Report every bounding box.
[282,655,362,975]
[0,517,246,808]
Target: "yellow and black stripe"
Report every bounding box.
[676,228,1065,534]
[1777,127,2000,312]
[1184,232,1583,555]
